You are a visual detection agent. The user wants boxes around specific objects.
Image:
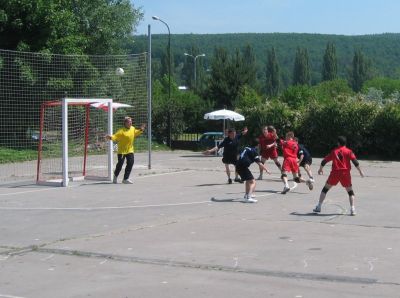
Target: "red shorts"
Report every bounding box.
[282,158,299,173]
[261,149,278,160]
[327,170,352,187]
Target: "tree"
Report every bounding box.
[0,0,143,54]
[350,49,371,92]
[293,47,311,86]
[241,44,257,88]
[322,42,338,81]
[207,46,256,109]
[265,47,281,96]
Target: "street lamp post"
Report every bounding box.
[152,15,172,147]
[184,53,205,90]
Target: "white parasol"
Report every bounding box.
[204,109,245,133]
[91,102,132,112]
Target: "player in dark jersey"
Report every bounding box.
[203,127,248,184]
[236,139,270,203]
[279,131,311,194]
[257,125,282,180]
[313,136,364,216]
[294,137,314,190]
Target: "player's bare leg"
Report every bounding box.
[273,157,282,172]
[304,164,314,181]
[281,171,291,194]
[225,164,232,184]
[244,179,257,202]
[345,186,356,215]
[313,183,333,213]
[257,157,267,180]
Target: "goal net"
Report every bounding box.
[0,49,148,184]
[37,98,113,186]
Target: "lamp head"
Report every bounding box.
[152,16,160,20]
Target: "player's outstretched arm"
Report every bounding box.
[203,146,218,155]
[351,159,364,177]
[256,161,271,174]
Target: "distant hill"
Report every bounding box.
[132,33,400,86]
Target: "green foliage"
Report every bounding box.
[362,77,400,98]
[350,49,372,92]
[322,42,338,81]
[293,47,311,86]
[279,85,317,109]
[300,98,378,155]
[207,46,258,109]
[241,100,302,140]
[234,85,263,109]
[371,104,400,158]
[0,0,143,54]
[152,76,212,143]
[265,47,281,97]
[312,79,353,102]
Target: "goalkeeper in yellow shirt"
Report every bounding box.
[106,116,146,184]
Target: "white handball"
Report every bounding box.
[115,67,124,76]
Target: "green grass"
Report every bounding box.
[0,147,38,164]
[0,139,170,164]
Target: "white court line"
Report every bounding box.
[0,170,194,197]
[0,200,211,211]
[0,294,26,298]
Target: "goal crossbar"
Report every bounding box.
[36,97,114,187]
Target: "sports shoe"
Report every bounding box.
[350,207,357,216]
[244,194,257,203]
[309,177,315,183]
[306,180,314,190]
[313,205,321,213]
[234,177,243,183]
[113,175,118,184]
[122,179,133,184]
[281,186,290,194]
[257,175,263,180]
[228,178,232,184]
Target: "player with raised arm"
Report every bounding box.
[203,127,248,184]
[313,136,364,216]
[257,125,282,180]
[106,116,145,184]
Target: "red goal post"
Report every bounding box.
[36,98,114,187]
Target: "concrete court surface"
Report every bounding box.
[0,151,399,298]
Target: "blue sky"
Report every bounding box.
[133,0,400,35]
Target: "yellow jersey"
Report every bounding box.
[111,126,143,154]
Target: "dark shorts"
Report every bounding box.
[222,156,237,165]
[236,165,254,181]
[300,158,312,167]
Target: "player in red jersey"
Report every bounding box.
[257,126,282,180]
[313,136,364,216]
[279,131,310,194]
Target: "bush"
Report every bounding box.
[371,104,400,159]
[301,98,378,155]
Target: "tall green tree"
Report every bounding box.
[322,42,338,81]
[241,44,257,88]
[265,47,281,96]
[350,49,371,92]
[0,0,143,54]
[207,47,230,108]
[293,47,311,86]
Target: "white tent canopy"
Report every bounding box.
[204,109,245,134]
[91,102,132,111]
[204,109,245,121]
